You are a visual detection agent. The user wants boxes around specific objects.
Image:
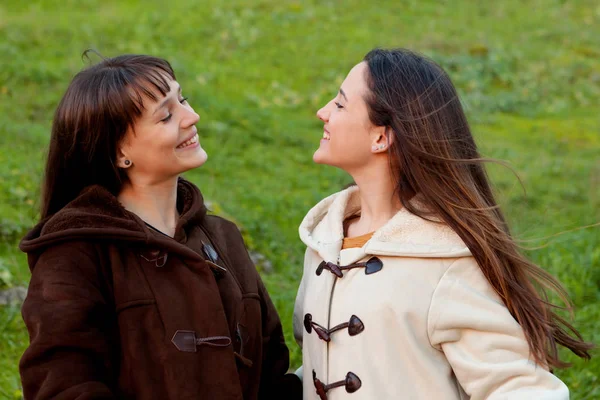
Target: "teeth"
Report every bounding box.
[323,131,330,140]
[177,134,198,148]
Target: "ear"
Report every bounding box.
[370,126,394,153]
[116,138,132,169]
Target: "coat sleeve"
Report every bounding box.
[20,243,117,400]
[427,257,569,400]
[256,273,303,400]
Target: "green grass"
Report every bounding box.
[1,0,599,398]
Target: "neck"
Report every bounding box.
[118,178,180,237]
[347,162,402,236]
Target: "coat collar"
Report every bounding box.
[20,178,208,263]
[299,186,471,264]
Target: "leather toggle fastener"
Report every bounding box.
[171,330,231,352]
[202,241,219,263]
[201,241,227,279]
[313,370,362,399]
[316,257,383,277]
[304,314,365,342]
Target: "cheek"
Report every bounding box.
[332,118,368,151]
[341,133,370,159]
[153,127,179,149]
[131,129,178,160]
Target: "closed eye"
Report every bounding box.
[160,97,189,123]
[334,102,344,109]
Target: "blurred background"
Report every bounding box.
[0,0,598,398]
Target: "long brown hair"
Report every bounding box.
[363,48,593,368]
[41,52,175,219]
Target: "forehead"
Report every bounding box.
[125,71,177,112]
[143,77,179,105]
[341,62,368,95]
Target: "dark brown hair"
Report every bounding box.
[41,52,175,219]
[363,48,593,368]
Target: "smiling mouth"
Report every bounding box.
[176,133,199,149]
[322,130,330,140]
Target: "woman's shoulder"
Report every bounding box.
[201,214,245,245]
[24,240,108,289]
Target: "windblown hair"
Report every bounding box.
[41,51,175,219]
[363,48,593,368]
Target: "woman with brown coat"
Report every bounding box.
[19,53,301,400]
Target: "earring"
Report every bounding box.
[378,144,385,150]
[372,145,378,151]
[124,160,131,166]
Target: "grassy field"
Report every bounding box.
[1,0,599,398]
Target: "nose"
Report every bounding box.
[182,105,200,128]
[316,104,329,122]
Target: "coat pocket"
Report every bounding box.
[116,299,156,313]
[115,298,167,399]
[115,298,162,339]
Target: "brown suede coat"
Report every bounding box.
[19,179,301,400]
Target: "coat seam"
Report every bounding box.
[426,257,463,352]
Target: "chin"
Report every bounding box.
[313,149,329,165]
[182,148,208,171]
[195,148,208,167]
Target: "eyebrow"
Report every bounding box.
[152,84,182,115]
[339,88,348,102]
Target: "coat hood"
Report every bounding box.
[20,178,208,268]
[299,186,471,263]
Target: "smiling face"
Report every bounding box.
[117,78,207,184]
[313,62,388,173]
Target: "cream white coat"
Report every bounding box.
[294,186,568,400]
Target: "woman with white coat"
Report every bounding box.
[293,48,592,399]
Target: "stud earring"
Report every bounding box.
[372,145,378,151]
[378,145,385,150]
[124,160,131,166]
